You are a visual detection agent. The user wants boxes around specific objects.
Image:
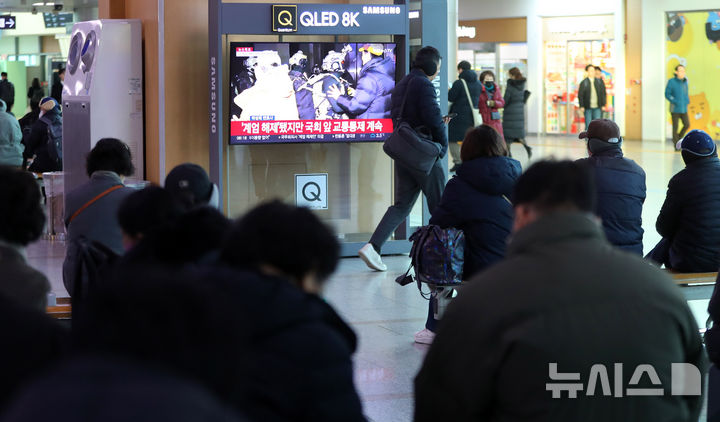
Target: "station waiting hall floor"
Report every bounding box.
[27,134,710,422]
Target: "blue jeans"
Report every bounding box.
[584,108,602,126]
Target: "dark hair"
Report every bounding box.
[675,64,685,71]
[117,186,184,238]
[31,78,40,89]
[86,138,135,177]
[513,160,596,214]
[585,64,594,71]
[1,72,6,77]
[479,70,495,83]
[594,66,602,72]
[508,67,523,80]
[457,60,471,71]
[58,68,65,75]
[221,200,339,284]
[461,125,508,161]
[412,46,442,77]
[0,166,46,245]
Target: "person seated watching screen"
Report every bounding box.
[646,129,720,272]
[414,125,521,345]
[117,186,184,252]
[0,166,50,310]
[415,160,704,422]
[576,119,646,255]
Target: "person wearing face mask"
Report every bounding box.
[358,46,449,272]
[477,71,505,139]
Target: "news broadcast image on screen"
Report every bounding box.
[229,41,397,145]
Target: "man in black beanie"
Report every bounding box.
[576,119,646,255]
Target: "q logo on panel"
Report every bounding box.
[272,5,297,33]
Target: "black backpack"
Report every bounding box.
[39,115,62,165]
[66,236,118,314]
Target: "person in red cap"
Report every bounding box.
[576,119,646,255]
[647,129,720,271]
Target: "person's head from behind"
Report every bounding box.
[31,78,40,89]
[508,67,523,80]
[0,166,45,247]
[676,129,717,165]
[86,138,135,179]
[58,68,65,81]
[412,46,442,80]
[457,60,471,74]
[117,186,184,251]
[461,125,508,161]
[585,64,596,78]
[675,64,686,79]
[220,200,339,294]
[39,97,57,117]
[165,163,219,210]
[512,160,596,233]
[1,72,7,80]
[579,118,623,156]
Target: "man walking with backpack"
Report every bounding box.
[23,97,62,172]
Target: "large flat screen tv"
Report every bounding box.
[229,41,398,145]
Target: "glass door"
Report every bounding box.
[544,41,567,133]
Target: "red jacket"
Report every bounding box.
[478,83,505,137]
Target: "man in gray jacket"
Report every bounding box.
[415,160,704,422]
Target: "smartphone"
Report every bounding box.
[444,112,458,119]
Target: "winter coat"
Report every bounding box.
[0,99,24,167]
[576,147,646,255]
[27,86,44,110]
[502,78,526,141]
[655,155,720,272]
[23,106,62,173]
[429,156,520,278]
[477,82,504,137]
[336,56,395,119]
[415,212,705,422]
[63,171,134,293]
[578,77,607,109]
[391,68,447,157]
[289,69,315,120]
[0,244,50,311]
[51,82,63,106]
[665,77,690,114]
[448,69,481,142]
[0,79,15,110]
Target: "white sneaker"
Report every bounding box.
[358,243,387,272]
[414,328,436,345]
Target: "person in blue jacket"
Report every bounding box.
[665,64,690,144]
[327,43,395,119]
[576,119,646,255]
[414,125,521,345]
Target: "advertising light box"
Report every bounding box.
[228,41,398,145]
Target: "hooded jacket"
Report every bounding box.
[576,146,646,255]
[23,104,62,173]
[336,56,395,119]
[0,99,24,166]
[448,69,481,142]
[656,154,720,272]
[429,156,521,278]
[502,78,527,140]
[415,212,704,422]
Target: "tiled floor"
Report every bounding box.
[27,135,710,422]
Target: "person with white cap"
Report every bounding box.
[23,97,62,173]
[576,119,646,255]
[646,129,720,272]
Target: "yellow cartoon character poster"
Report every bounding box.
[666,11,720,140]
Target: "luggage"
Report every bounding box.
[396,225,465,291]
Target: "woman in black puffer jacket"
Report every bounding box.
[502,67,532,158]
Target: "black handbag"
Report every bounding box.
[383,78,442,175]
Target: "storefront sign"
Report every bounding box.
[272,5,297,32]
[296,173,328,210]
[457,25,476,38]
